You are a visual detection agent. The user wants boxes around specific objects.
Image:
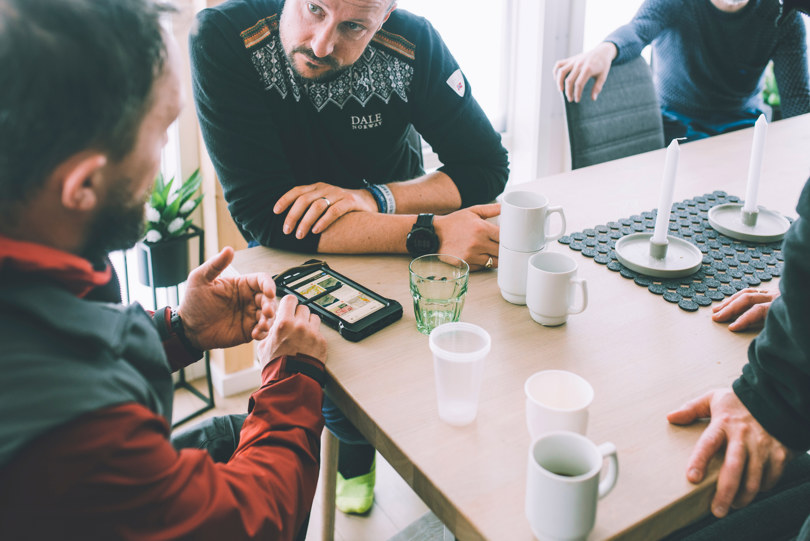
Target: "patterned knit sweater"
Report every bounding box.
[190,0,509,252]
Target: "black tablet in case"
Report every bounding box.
[274,259,403,342]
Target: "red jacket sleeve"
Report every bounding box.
[0,366,324,541]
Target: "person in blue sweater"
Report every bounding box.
[553,0,810,143]
[190,0,509,516]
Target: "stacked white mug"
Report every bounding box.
[498,191,566,305]
[523,370,619,541]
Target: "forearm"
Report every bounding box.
[387,171,461,214]
[317,212,414,253]
[314,173,460,253]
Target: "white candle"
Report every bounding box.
[743,114,768,214]
[652,139,680,244]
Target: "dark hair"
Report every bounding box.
[0,0,175,213]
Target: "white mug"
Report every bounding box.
[526,252,588,326]
[498,244,543,305]
[525,370,593,441]
[525,432,619,541]
[500,191,566,253]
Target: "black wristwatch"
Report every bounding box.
[170,308,204,359]
[406,213,440,257]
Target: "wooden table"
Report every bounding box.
[231,113,810,540]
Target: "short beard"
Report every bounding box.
[286,46,350,84]
[80,178,148,264]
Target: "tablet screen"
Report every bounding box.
[288,270,385,324]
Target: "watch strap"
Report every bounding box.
[415,213,434,228]
[153,307,204,361]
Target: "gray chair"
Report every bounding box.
[564,55,664,170]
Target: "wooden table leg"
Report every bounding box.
[321,429,338,541]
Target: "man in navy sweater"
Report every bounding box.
[190,0,508,268]
[190,0,510,514]
[554,0,810,143]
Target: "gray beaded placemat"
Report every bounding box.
[558,191,786,312]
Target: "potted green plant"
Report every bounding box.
[762,61,781,121]
[137,169,203,287]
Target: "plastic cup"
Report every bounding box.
[428,322,491,426]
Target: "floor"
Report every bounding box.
[173,378,433,541]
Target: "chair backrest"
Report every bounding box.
[564,55,664,170]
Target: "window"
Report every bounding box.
[583,1,650,60]
[395,0,512,132]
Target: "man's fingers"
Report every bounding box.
[733,449,765,510]
[197,247,234,282]
[308,311,322,330]
[683,422,726,485]
[273,185,311,214]
[554,62,571,93]
[564,67,578,102]
[591,70,608,101]
[294,301,311,320]
[727,303,771,332]
[295,200,330,239]
[311,200,346,235]
[712,440,747,517]
[469,202,501,220]
[712,288,747,313]
[760,449,788,492]
[572,68,593,103]
[276,294,299,320]
[667,392,714,425]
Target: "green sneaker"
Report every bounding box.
[335,457,376,514]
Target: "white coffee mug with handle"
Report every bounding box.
[525,432,619,541]
[526,251,588,326]
[500,190,566,253]
[498,244,543,305]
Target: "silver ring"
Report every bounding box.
[485,256,494,269]
[320,197,331,207]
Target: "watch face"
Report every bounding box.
[407,228,439,256]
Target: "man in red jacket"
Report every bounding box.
[0,0,327,539]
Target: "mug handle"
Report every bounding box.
[597,442,619,499]
[568,278,588,315]
[544,206,566,242]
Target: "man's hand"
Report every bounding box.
[667,389,792,518]
[179,247,277,351]
[257,295,327,366]
[274,182,378,239]
[434,203,500,271]
[552,42,618,103]
[712,288,779,332]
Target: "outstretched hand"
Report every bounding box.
[667,389,792,518]
[434,203,500,271]
[179,247,277,351]
[712,288,779,332]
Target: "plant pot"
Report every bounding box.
[137,236,190,288]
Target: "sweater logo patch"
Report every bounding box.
[446,69,465,97]
[351,113,383,130]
